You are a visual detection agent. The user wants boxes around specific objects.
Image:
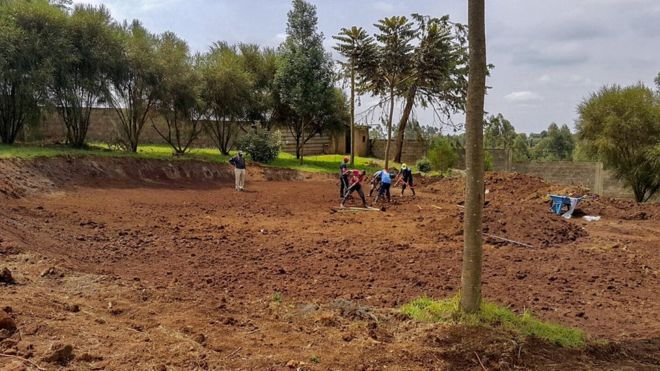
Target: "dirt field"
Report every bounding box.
[1,158,659,370]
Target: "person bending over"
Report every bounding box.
[375,168,392,202]
[369,170,383,197]
[399,164,416,197]
[339,156,350,198]
[340,170,368,208]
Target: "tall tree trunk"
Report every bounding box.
[299,119,305,165]
[394,85,417,164]
[384,86,395,169]
[349,67,356,165]
[461,0,487,314]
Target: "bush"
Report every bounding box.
[428,136,458,172]
[416,158,432,173]
[484,151,494,171]
[236,129,281,164]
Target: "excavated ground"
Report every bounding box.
[0,157,658,370]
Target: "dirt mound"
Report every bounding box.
[0,156,315,199]
[425,173,588,247]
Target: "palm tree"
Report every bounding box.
[393,15,468,163]
[333,27,375,165]
[461,0,487,313]
[369,16,415,169]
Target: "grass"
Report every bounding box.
[401,296,587,348]
[0,143,388,174]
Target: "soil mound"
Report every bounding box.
[0,156,312,199]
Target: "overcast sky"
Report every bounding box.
[75,0,660,134]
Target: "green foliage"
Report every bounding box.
[106,20,162,152]
[428,136,458,172]
[484,151,494,171]
[152,32,203,155]
[416,157,432,173]
[484,113,516,149]
[577,84,660,202]
[401,296,587,348]
[0,0,67,144]
[271,291,282,303]
[274,0,340,161]
[529,123,575,161]
[51,4,123,148]
[200,43,254,155]
[236,129,281,164]
[511,134,530,162]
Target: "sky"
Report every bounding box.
[74,0,660,134]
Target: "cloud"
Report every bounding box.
[371,1,395,12]
[512,45,589,68]
[504,91,543,104]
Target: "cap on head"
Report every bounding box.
[343,156,349,163]
[238,151,243,156]
[401,164,408,170]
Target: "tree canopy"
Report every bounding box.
[274,0,344,162]
[577,84,660,202]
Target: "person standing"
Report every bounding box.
[399,164,416,197]
[229,151,246,191]
[339,156,350,198]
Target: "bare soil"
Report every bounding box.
[1,157,659,370]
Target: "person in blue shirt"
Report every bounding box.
[339,156,350,198]
[369,170,383,197]
[375,168,392,202]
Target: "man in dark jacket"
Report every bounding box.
[399,164,416,197]
[339,156,350,198]
[229,151,246,191]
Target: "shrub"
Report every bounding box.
[428,136,458,172]
[236,129,281,164]
[416,158,432,173]
[484,151,494,171]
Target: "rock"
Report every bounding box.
[0,312,17,340]
[64,303,80,313]
[0,267,14,284]
[285,360,298,368]
[193,333,206,345]
[42,343,75,366]
[40,267,63,278]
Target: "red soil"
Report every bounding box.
[0,158,658,370]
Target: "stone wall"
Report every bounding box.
[370,139,427,164]
[22,108,345,156]
[509,161,654,200]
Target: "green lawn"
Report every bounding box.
[0,143,388,174]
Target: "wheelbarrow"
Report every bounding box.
[548,195,583,218]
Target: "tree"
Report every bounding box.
[484,113,516,149]
[200,43,253,155]
[577,84,660,202]
[333,26,376,165]
[274,0,339,163]
[238,44,279,130]
[0,0,66,144]
[531,123,574,160]
[107,20,162,152]
[511,133,530,162]
[51,4,122,148]
[152,32,203,155]
[393,14,468,163]
[367,16,416,168]
[428,136,458,172]
[461,0,486,314]
[655,72,660,92]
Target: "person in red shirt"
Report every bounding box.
[340,169,368,208]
